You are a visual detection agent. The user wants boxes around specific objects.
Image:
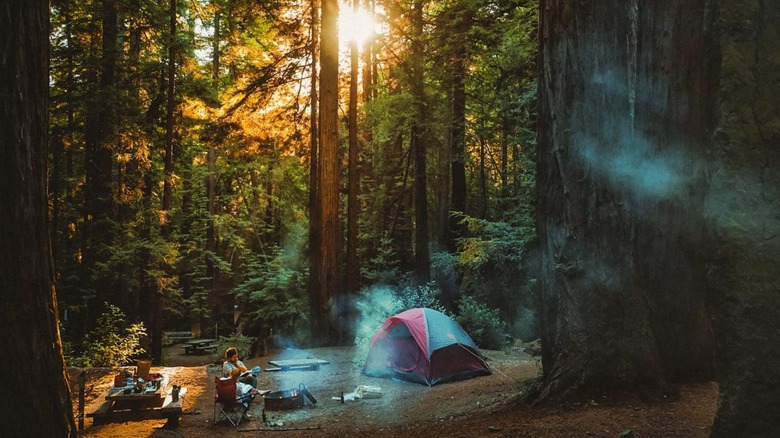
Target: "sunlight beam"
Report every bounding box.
[338,5,375,51]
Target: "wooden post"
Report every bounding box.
[78,371,86,430]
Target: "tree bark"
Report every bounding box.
[448,17,468,252]
[311,0,341,346]
[346,0,360,298]
[536,0,715,399]
[308,0,321,345]
[148,0,177,365]
[0,1,77,435]
[707,1,780,435]
[411,0,430,285]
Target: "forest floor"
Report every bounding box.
[70,345,718,437]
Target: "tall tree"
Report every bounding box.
[310,0,341,345]
[442,0,474,251]
[346,0,361,296]
[308,0,322,342]
[0,1,76,435]
[83,0,119,310]
[410,0,430,285]
[707,1,780,435]
[536,0,715,399]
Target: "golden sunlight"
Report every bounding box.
[338,5,376,50]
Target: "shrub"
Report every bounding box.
[73,303,146,367]
[233,244,308,342]
[213,331,254,364]
[455,295,509,350]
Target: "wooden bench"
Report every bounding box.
[181,339,218,355]
[158,394,184,427]
[87,388,185,427]
[86,401,113,425]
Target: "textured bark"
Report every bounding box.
[0,1,77,435]
[311,0,342,345]
[707,1,780,435]
[411,0,430,285]
[536,0,716,399]
[307,0,321,344]
[346,0,360,296]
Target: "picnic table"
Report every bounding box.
[181,338,218,355]
[266,358,330,371]
[163,331,194,345]
[87,376,185,426]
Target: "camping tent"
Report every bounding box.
[363,307,492,386]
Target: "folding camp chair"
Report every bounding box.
[213,376,256,426]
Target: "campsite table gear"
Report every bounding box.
[114,374,127,387]
[88,373,184,427]
[136,359,151,380]
[263,384,313,410]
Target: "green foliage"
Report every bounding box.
[213,331,255,364]
[455,295,508,350]
[47,0,540,354]
[396,282,448,313]
[71,303,147,367]
[443,214,538,341]
[456,215,534,310]
[361,234,408,285]
[233,224,309,343]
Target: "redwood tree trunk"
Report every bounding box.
[346,0,360,308]
[536,0,715,399]
[0,1,76,435]
[311,0,341,346]
[707,1,780,435]
[411,0,430,285]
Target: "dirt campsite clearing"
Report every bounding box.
[70,345,718,437]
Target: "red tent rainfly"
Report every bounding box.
[363,307,492,386]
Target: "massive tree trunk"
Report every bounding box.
[536,0,716,399]
[311,0,342,346]
[0,1,76,435]
[707,1,780,435]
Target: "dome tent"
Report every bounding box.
[363,307,492,386]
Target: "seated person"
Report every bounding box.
[223,346,259,390]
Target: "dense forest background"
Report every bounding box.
[48,0,539,363]
[3,0,779,436]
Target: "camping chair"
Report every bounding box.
[213,376,256,426]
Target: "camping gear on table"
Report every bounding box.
[263,384,315,410]
[363,307,492,386]
[136,359,151,380]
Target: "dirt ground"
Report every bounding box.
[70,345,718,437]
